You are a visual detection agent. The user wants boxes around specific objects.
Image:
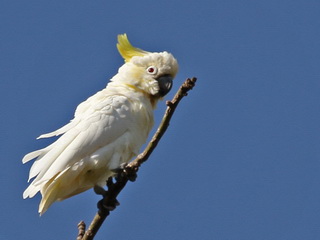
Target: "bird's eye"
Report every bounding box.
[147,66,157,75]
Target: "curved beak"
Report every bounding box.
[156,75,173,97]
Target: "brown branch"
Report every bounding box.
[77,221,86,240]
[78,77,197,240]
[129,77,197,169]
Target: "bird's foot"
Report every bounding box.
[94,179,120,212]
[111,163,138,182]
[124,165,138,182]
[97,197,120,212]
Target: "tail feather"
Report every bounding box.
[38,163,112,215]
[38,169,68,215]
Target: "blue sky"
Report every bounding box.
[1,0,320,239]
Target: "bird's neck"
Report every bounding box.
[107,81,159,109]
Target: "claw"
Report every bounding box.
[125,167,137,182]
[94,185,107,196]
[97,198,119,211]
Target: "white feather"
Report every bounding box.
[22,46,178,214]
[23,84,154,214]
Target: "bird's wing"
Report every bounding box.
[23,91,133,197]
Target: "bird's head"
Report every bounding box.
[112,34,178,98]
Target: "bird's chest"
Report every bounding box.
[127,99,154,143]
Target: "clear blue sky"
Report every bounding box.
[1,0,320,239]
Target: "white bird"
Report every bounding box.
[22,34,178,215]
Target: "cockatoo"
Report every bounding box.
[22,34,178,215]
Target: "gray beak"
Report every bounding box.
[156,75,173,97]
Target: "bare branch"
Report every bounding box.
[79,77,197,240]
[77,221,86,240]
[128,77,197,169]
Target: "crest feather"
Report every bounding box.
[117,34,149,62]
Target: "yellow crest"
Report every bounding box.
[117,34,149,62]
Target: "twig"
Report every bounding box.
[77,221,86,240]
[78,77,197,240]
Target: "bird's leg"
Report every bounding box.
[94,163,138,212]
[94,178,119,212]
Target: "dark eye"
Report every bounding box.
[147,66,157,74]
